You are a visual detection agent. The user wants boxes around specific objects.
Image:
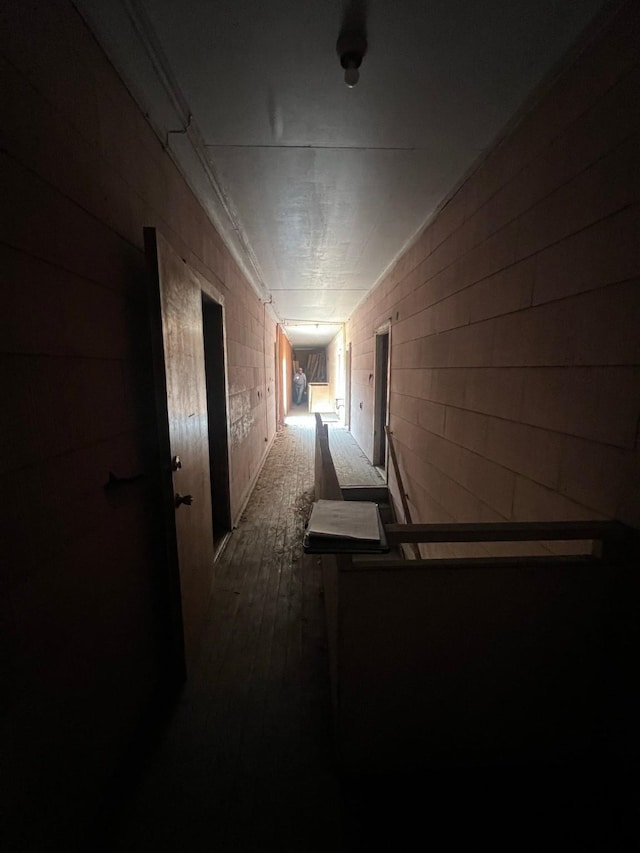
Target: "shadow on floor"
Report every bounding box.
[342,760,639,851]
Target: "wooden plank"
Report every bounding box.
[327,422,384,487]
[385,426,421,558]
[347,555,599,572]
[341,485,390,502]
[385,426,412,525]
[384,520,629,545]
[314,412,343,501]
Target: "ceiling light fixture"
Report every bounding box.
[336,30,367,88]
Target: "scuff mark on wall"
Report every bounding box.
[229,390,255,444]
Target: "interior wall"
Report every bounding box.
[277,326,293,421]
[263,309,278,444]
[346,0,640,532]
[0,0,277,847]
[327,328,345,418]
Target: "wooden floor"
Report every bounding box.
[110,416,379,852]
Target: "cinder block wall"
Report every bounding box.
[327,328,345,416]
[0,0,276,847]
[347,0,640,532]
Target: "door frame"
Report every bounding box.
[201,289,233,558]
[345,341,352,429]
[372,322,391,472]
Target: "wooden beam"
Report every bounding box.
[347,555,599,572]
[314,412,343,501]
[384,520,629,545]
[385,426,421,559]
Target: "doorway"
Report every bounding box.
[345,342,352,429]
[202,294,232,551]
[373,328,390,470]
[145,226,230,673]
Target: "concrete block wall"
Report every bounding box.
[326,327,346,418]
[346,0,640,537]
[0,0,276,847]
[225,270,278,515]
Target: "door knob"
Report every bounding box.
[171,455,182,471]
[175,492,193,508]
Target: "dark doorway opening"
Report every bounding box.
[202,294,232,549]
[345,342,352,429]
[373,329,390,470]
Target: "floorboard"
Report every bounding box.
[327,423,385,488]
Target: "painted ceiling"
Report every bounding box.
[77,0,606,345]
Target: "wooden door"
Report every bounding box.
[145,228,217,672]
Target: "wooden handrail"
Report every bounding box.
[346,554,599,572]
[314,415,635,566]
[384,426,413,524]
[314,412,342,501]
[384,520,629,544]
[385,426,421,559]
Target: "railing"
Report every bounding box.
[311,414,639,775]
[314,412,342,501]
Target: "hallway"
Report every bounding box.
[3,3,640,850]
[110,417,377,852]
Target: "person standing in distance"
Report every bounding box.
[293,367,307,405]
